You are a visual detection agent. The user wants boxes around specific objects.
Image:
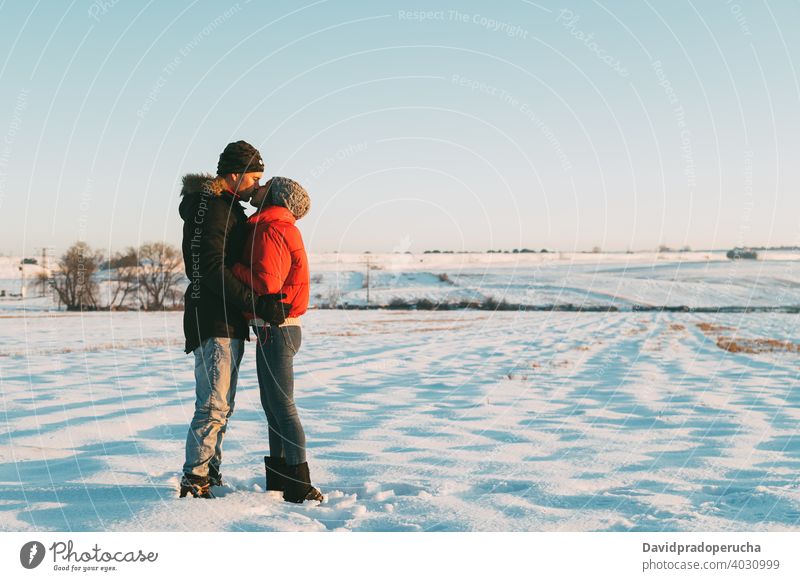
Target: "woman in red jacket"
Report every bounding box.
[232,177,323,503]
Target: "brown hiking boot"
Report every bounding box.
[179,474,215,499]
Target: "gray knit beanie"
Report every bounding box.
[269,176,310,219]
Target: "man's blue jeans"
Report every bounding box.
[183,337,244,478]
[254,325,307,465]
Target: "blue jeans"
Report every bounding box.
[183,337,244,478]
[254,325,307,465]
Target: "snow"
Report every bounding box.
[1,253,799,531]
[307,251,800,308]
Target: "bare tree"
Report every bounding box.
[105,247,140,309]
[137,242,183,310]
[32,270,50,297]
[165,286,183,309]
[52,242,103,310]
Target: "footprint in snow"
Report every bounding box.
[303,489,368,531]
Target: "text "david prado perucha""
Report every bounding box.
[49,540,158,572]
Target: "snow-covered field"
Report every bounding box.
[1,254,800,531]
[308,250,800,309]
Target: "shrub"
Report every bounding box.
[415,298,437,310]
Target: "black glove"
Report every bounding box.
[255,293,290,325]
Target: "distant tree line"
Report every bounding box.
[423,248,550,254]
[49,241,184,311]
[735,245,800,251]
[657,245,693,253]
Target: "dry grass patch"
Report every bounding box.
[624,325,649,336]
[716,336,800,354]
[693,321,798,354]
[696,322,734,333]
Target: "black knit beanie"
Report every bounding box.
[217,140,264,175]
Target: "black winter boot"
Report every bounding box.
[283,462,323,503]
[179,474,214,499]
[264,456,287,492]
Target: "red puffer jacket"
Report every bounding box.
[232,205,309,319]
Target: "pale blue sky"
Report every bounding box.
[0,0,798,255]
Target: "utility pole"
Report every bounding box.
[34,246,54,297]
[40,247,47,296]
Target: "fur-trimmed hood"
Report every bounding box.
[180,173,227,197]
[178,173,229,222]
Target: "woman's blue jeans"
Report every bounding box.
[253,325,307,465]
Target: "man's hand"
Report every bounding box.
[255,293,291,325]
